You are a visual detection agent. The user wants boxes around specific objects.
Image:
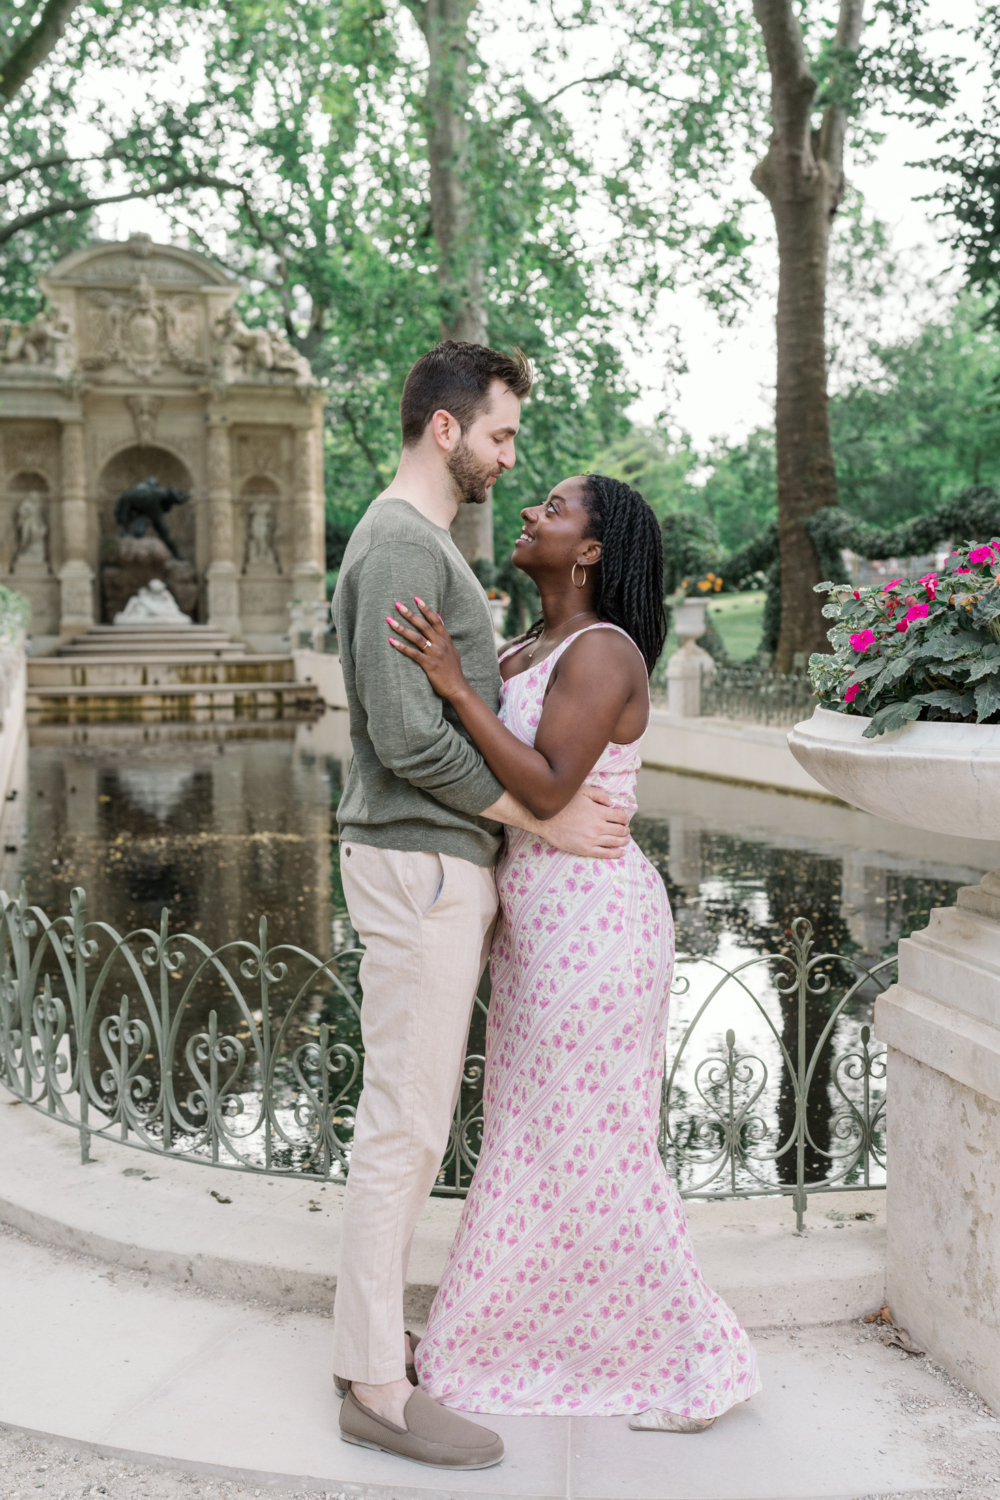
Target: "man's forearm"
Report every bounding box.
[480,791,540,835]
[481,786,631,859]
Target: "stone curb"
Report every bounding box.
[0,1094,885,1327]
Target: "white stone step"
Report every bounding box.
[26,680,321,724]
[29,655,295,688]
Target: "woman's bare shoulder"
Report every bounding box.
[559,626,645,676]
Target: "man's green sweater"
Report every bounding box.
[333,498,505,867]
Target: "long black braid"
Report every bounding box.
[580,473,667,674]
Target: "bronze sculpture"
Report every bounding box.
[113,476,189,559]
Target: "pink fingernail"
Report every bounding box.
[415,597,424,606]
[395,602,404,610]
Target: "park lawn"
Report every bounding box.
[707,590,766,659]
[656,590,767,674]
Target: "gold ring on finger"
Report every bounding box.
[423,638,432,651]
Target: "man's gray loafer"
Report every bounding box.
[339,1386,504,1469]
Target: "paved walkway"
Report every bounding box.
[2,1221,998,1500]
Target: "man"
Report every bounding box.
[331,341,631,1469]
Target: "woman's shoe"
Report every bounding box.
[629,1410,716,1433]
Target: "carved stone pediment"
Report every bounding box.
[74,254,208,287]
[45,233,234,291]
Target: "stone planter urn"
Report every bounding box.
[788,706,1000,1408]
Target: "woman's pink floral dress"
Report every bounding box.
[416,624,761,1417]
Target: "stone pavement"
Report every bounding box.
[1,1219,999,1500]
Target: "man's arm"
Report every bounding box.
[482,788,630,859]
[350,539,504,816]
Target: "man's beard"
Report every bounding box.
[447,438,496,506]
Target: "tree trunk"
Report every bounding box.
[769,177,838,669]
[407,0,493,565]
[751,0,864,672]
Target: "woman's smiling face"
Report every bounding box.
[511,476,602,577]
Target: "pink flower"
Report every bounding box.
[852,589,861,600]
[849,629,875,652]
[969,545,997,567]
[896,619,909,632]
[904,602,929,622]
[956,566,973,574]
[886,578,903,589]
[844,682,861,703]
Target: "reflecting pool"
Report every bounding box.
[12,712,999,1195]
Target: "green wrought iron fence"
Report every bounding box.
[0,887,890,1228]
[649,661,817,726]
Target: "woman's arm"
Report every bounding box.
[387,598,638,820]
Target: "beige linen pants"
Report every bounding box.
[331,841,498,1385]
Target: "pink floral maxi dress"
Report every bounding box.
[416,624,762,1417]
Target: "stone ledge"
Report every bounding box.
[875,983,1000,1104]
[0,1093,885,1328]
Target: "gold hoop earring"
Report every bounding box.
[572,563,587,589]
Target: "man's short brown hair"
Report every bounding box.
[400,341,532,447]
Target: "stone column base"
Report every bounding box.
[665,640,715,718]
[58,560,94,638]
[874,884,1000,1411]
[206,563,240,635]
[290,562,325,607]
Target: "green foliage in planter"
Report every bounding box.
[809,540,1000,737]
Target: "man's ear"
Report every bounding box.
[429,408,461,451]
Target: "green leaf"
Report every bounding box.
[847,656,888,687]
[975,678,1000,721]
[862,700,924,737]
[911,633,982,663]
[917,688,977,716]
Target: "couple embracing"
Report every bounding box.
[330,340,761,1471]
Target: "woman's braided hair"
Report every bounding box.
[581,473,667,674]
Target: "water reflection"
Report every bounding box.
[14,716,1000,1193]
[23,723,339,952]
[636,769,1000,1193]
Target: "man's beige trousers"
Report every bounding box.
[331,841,498,1385]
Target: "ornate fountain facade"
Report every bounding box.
[0,234,326,651]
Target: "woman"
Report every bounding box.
[386,474,760,1429]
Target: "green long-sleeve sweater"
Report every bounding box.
[332,498,505,867]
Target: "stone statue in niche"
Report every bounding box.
[245,498,279,570]
[213,309,312,384]
[114,577,192,625]
[114,476,189,558]
[12,492,47,569]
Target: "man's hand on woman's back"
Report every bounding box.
[535,784,630,858]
